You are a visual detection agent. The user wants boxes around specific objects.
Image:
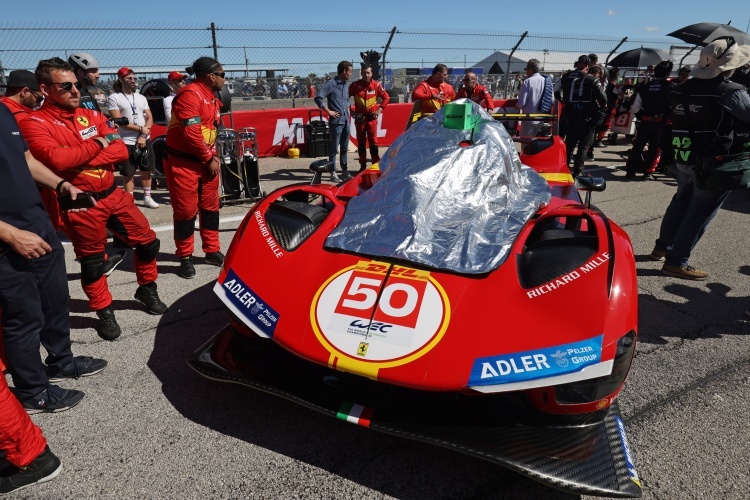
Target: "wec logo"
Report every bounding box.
[349,320,392,333]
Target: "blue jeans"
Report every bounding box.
[329,122,350,171]
[655,164,731,267]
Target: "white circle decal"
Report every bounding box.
[315,268,445,362]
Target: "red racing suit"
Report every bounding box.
[412,78,456,115]
[348,79,390,167]
[456,83,494,111]
[20,104,159,311]
[0,372,47,468]
[0,98,64,232]
[0,96,31,121]
[164,81,221,257]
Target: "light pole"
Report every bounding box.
[542,49,549,72]
[243,47,249,79]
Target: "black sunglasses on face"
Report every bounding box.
[211,71,226,79]
[50,82,77,91]
[31,92,44,101]
[48,81,82,91]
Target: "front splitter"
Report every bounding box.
[188,325,641,498]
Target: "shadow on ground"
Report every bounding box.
[638,283,750,345]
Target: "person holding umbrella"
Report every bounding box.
[650,38,750,280]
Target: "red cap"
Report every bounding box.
[168,71,188,82]
[117,67,134,78]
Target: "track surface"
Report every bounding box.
[3,141,749,499]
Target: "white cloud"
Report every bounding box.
[607,9,616,15]
[644,26,659,32]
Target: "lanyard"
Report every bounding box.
[124,93,138,121]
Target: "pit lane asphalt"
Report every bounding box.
[4,142,749,499]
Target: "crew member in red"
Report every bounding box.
[412,64,455,116]
[0,70,45,121]
[164,56,225,279]
[0,375,62,494]
[20,58,168,341]
[455,71,494,111]
[348,63,390,171]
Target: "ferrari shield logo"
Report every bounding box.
[77,116,89,127]
[357,342,369,357]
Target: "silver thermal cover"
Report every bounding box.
[325,100,551,274]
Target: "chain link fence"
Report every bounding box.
[0,22,695,101]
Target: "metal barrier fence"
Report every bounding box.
[0,22,695,100]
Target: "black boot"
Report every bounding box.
[204,251,225,267]
[134,282,169,315]
[0,446,62,494]
[96,306,121,341]
[180,255,196,279]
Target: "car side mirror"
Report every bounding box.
[574,176,606,208]
[309,159,335,185]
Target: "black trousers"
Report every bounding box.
[626,120,673,175]
[565,115,597,176]
[626,121,657,176]
[0,219,73,400]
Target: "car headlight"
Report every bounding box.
[554,331,636,404]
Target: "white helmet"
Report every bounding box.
[68,52,100,71]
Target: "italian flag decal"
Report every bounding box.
[336,402,374,428]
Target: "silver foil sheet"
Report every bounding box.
[325,99,551,274]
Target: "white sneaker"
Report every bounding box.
[143,196,159,209]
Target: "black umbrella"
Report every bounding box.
[667,23,750,46]
[607,48,669,68]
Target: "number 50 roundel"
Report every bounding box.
[311,260,451,371]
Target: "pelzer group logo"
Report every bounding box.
[311,260,450,378]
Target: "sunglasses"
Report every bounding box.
[211,71,226,79]
[463,78,475,82]
[31,92,44,101]
[49,81,81,91]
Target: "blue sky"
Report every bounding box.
[1,1,748,78]
[3,1,749,38]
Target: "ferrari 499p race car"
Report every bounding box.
[189,101,641,497]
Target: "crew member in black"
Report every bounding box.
[554,55,590,138]
[0,104,107,413]
[564,64,606,177]
[625,61,674,180]
[650,38,750,281]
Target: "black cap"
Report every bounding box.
[0,70,40,91]
[678,66,691,74]
[576,55,591,65]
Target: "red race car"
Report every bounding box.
[189,101,641,498]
